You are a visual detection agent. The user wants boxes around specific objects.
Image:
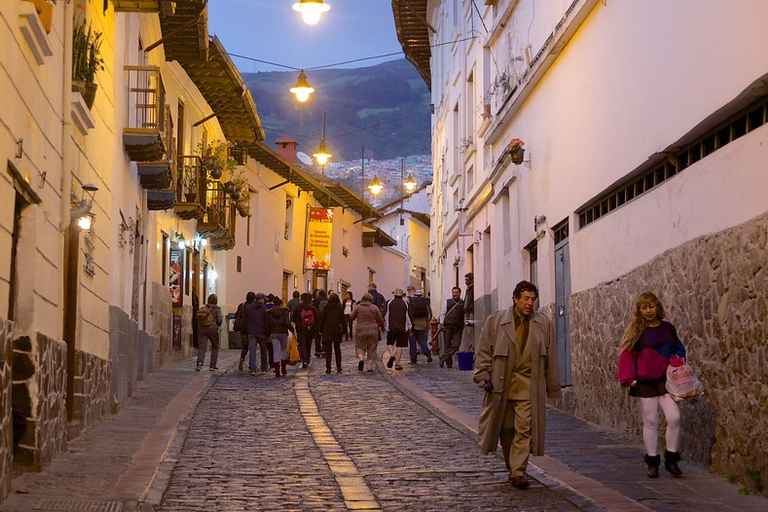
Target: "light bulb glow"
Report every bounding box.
[290,70,315,102]
[293,0,330,25]
[76,215,92,231]
[368,176,383,196]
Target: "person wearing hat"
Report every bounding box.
[383,288,411,370]
[243,292,269,374]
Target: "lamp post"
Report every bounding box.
[313,113,332,204]
[399,159,417,225]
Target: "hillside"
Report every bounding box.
[243,59,431,161]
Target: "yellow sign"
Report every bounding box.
[305,208,333,270]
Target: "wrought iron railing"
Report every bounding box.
[124,65,166,136]
[176,155,204,203]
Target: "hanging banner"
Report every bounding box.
[304,207,333,270]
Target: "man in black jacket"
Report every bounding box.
[383,288,411,370]
[439,287,465,368]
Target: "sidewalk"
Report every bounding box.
[1,347,766,511]
[381,356,767,512]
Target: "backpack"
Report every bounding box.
[196,305,214,326]
[300,306,315,327]
[318,299,328,314]
[373,292,386,313]
[409,296,429,318]
[233,302,244,331]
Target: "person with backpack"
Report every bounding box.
[243,292,269,375]
[383,288,412,371]
[265,297,295,378]
[406,286,433,364]
[196,293,223,371]
[350,293,385,372]
[312,290,328,358]
[367,282,387,315]
[292,292,319,368]
[318,292,346,374]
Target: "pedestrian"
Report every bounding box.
[318,292,346,374]
[243,292,269,375]
[438,287,464,368]
[312,289,328,358]
[195,293,223,371]
[462,272,475,351]
[383,288,411,370]
[266,297,295,378]
[367,282,387,314]
[406,286,433,364]
[287,290,302,319]
[292,292,319,368]
[191,288,199,349]
[342,291,356,341]
[350,293,385,372]
[618,291,686,479]
[474,280,561,489]
[235,293,250,371]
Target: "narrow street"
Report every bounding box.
[2,342,766,511]
[155,343,578,511]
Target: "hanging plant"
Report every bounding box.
[197,140,236,180]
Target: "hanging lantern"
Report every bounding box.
[290,70,315,102]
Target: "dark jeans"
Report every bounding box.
[324,339,342,370]
[248,334,271,372]
[440,325,464,366]
[297,329,314,365]
[314,329,323,355]
[409,328,431,362]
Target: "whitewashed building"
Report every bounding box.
[394,0,768,486]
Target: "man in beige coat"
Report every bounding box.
[473,280,561,489]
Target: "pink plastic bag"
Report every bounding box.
[665,360,704,401]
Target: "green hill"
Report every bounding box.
[243,59,431,161]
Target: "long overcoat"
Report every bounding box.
[473,307,561,456]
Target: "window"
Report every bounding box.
[285,196,294,240]
[578,95,768,228]
[525,240,538,290]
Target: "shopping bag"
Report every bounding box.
[287,336,301,366]
[665,359,704,401]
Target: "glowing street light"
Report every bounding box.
[293,0,331,26]
[368,175,383,196]
[404,173,416,193]
[290,69,315,102]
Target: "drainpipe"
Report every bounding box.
[60,0,76,422]
[60,0,73,229]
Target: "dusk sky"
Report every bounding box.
[207,1,404,74]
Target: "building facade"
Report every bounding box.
[1,0,397,500]
[394,0,768,488]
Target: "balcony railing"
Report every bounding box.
[123,66,167,162]
[173,155,206,220]
[209,206,237,251]
[196,181,229,238]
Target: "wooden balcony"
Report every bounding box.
[123,66,168,162]
[209,206,237,251]
[196,181,228,238]
[147,189,175,210]
[111,0,160,12]
[173,155,205,220]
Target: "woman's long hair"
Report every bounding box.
[619,292,665,353]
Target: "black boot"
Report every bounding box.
[644,454,660,478]
[664,450,683,477]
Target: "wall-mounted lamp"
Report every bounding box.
[70,182,99,231]
[177,236,186,250]
[293,0,330,25]
[15,139,24,159]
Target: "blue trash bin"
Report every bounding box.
[458,351,474,371]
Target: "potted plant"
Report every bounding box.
[205,203,220,225]
[197,140,236,180]
[72,20,104,110]
[182,165,199,202]
[507,138,525,165]
[229,168,250,217]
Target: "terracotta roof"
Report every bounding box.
[392,0,431,88]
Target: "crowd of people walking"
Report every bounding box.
[192,280,690,489]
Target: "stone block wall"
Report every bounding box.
[11,333,68,471]
[0,318,12,501]
[71,349,111,435]
[565,211,768,491]
[108,305,158,412]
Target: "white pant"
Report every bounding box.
[638,394,681,455]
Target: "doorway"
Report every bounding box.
[553,221,572,387]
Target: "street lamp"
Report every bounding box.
[290,69,315,102]
[368,175,383,196]
[293,0,331,25]
[313,113,332,166]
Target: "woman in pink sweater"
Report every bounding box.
[618,292,686,479]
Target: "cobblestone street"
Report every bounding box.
[156,343,579,511]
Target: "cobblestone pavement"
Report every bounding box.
[155,342,580,511]
[2,344,766,512]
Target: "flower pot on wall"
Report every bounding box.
[185,192,197,203]
[210,168,223,180]
[510,147,525,165]
[82,82,98,110]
